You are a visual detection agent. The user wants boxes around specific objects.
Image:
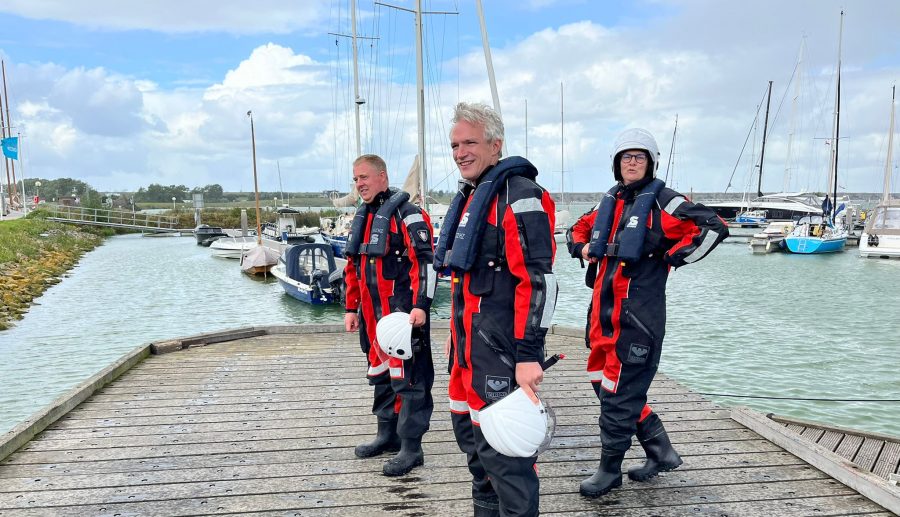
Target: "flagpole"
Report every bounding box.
[17,132,26,215]
[2,61,17,206]
[0,63,11,206]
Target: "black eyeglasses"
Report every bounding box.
[620,153,647,164]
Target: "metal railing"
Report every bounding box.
[43,204,179,231]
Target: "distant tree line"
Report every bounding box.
[20,178,103,209]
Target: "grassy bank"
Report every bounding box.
[0,216,112,330]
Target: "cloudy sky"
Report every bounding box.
[1,0,898,196]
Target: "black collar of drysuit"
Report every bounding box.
[587,177,665,263]
[433,156,538,272]
[619,175,655,198]
[366,189,392,208]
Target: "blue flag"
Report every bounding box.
[1,137,17,160]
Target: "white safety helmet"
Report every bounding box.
[479,388,556,457]
[611,128,660,181]
[375,311,414,360]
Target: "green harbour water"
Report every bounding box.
[1,232,898,437]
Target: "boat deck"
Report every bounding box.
[0,324,896,516]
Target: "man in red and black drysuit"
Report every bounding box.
[435,102,557,517]
[343,154,436,477]
[573,128,728,498]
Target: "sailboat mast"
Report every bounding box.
[784,39,804,192]
[884,85,896,204]
[831,11,843,212]
[276,161,285,206]
[560,82,564,206]
[248,111,262,245]
[757,80,773,198]
[414,0,427,208]
[665,114,678,184]
[351,0,362,158]
[476,0,506,157]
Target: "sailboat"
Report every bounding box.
[240,111,280,275]
[735,82,772,228]
[859,86,900,259]
[784,11,848,255]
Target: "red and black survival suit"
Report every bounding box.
[344,188,437,440]
[435,157,556,517]
[570,176,727,454]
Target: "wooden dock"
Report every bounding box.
[1,324,897,516]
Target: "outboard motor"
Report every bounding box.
[312,270,331,302]
[329,269,345,305]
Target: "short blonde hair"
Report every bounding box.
[353,154,387,173]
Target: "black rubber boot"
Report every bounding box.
[354,418,401,458]
[579,452,624,498]
[382,437,424,476]
[627,423,683,481]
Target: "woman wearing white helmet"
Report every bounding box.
[569,128,728,498]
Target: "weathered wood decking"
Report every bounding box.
[0,324,896,516]
[769,414,900,483]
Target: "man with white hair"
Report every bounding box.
[435,102,557,517]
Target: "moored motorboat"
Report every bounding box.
[194,224,228,246]
[733,209,768,228]
[859,201,900,259]
[749,221,794,254]
[270,243,345,305]
[209,236,259,259]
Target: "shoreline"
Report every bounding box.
[0,216,108,330]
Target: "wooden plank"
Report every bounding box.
[767,413,900,444]
[0,345,151,464]
[224,496,893,517]
[854,438,886,472]
[800,427,825,442]
[7,426,760,464]
[0,439,786,478]
[836,434,865,460]
[0,463,829,509]
[872,441,900,479]
[817,430,845,453]
[0,451,806,494]
[45,407,735,435]
[20,424,757,454]
[0,477,865,516]
[37,413,741,441]
[732,406,900,515]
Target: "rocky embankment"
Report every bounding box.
[0,217,107,330]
